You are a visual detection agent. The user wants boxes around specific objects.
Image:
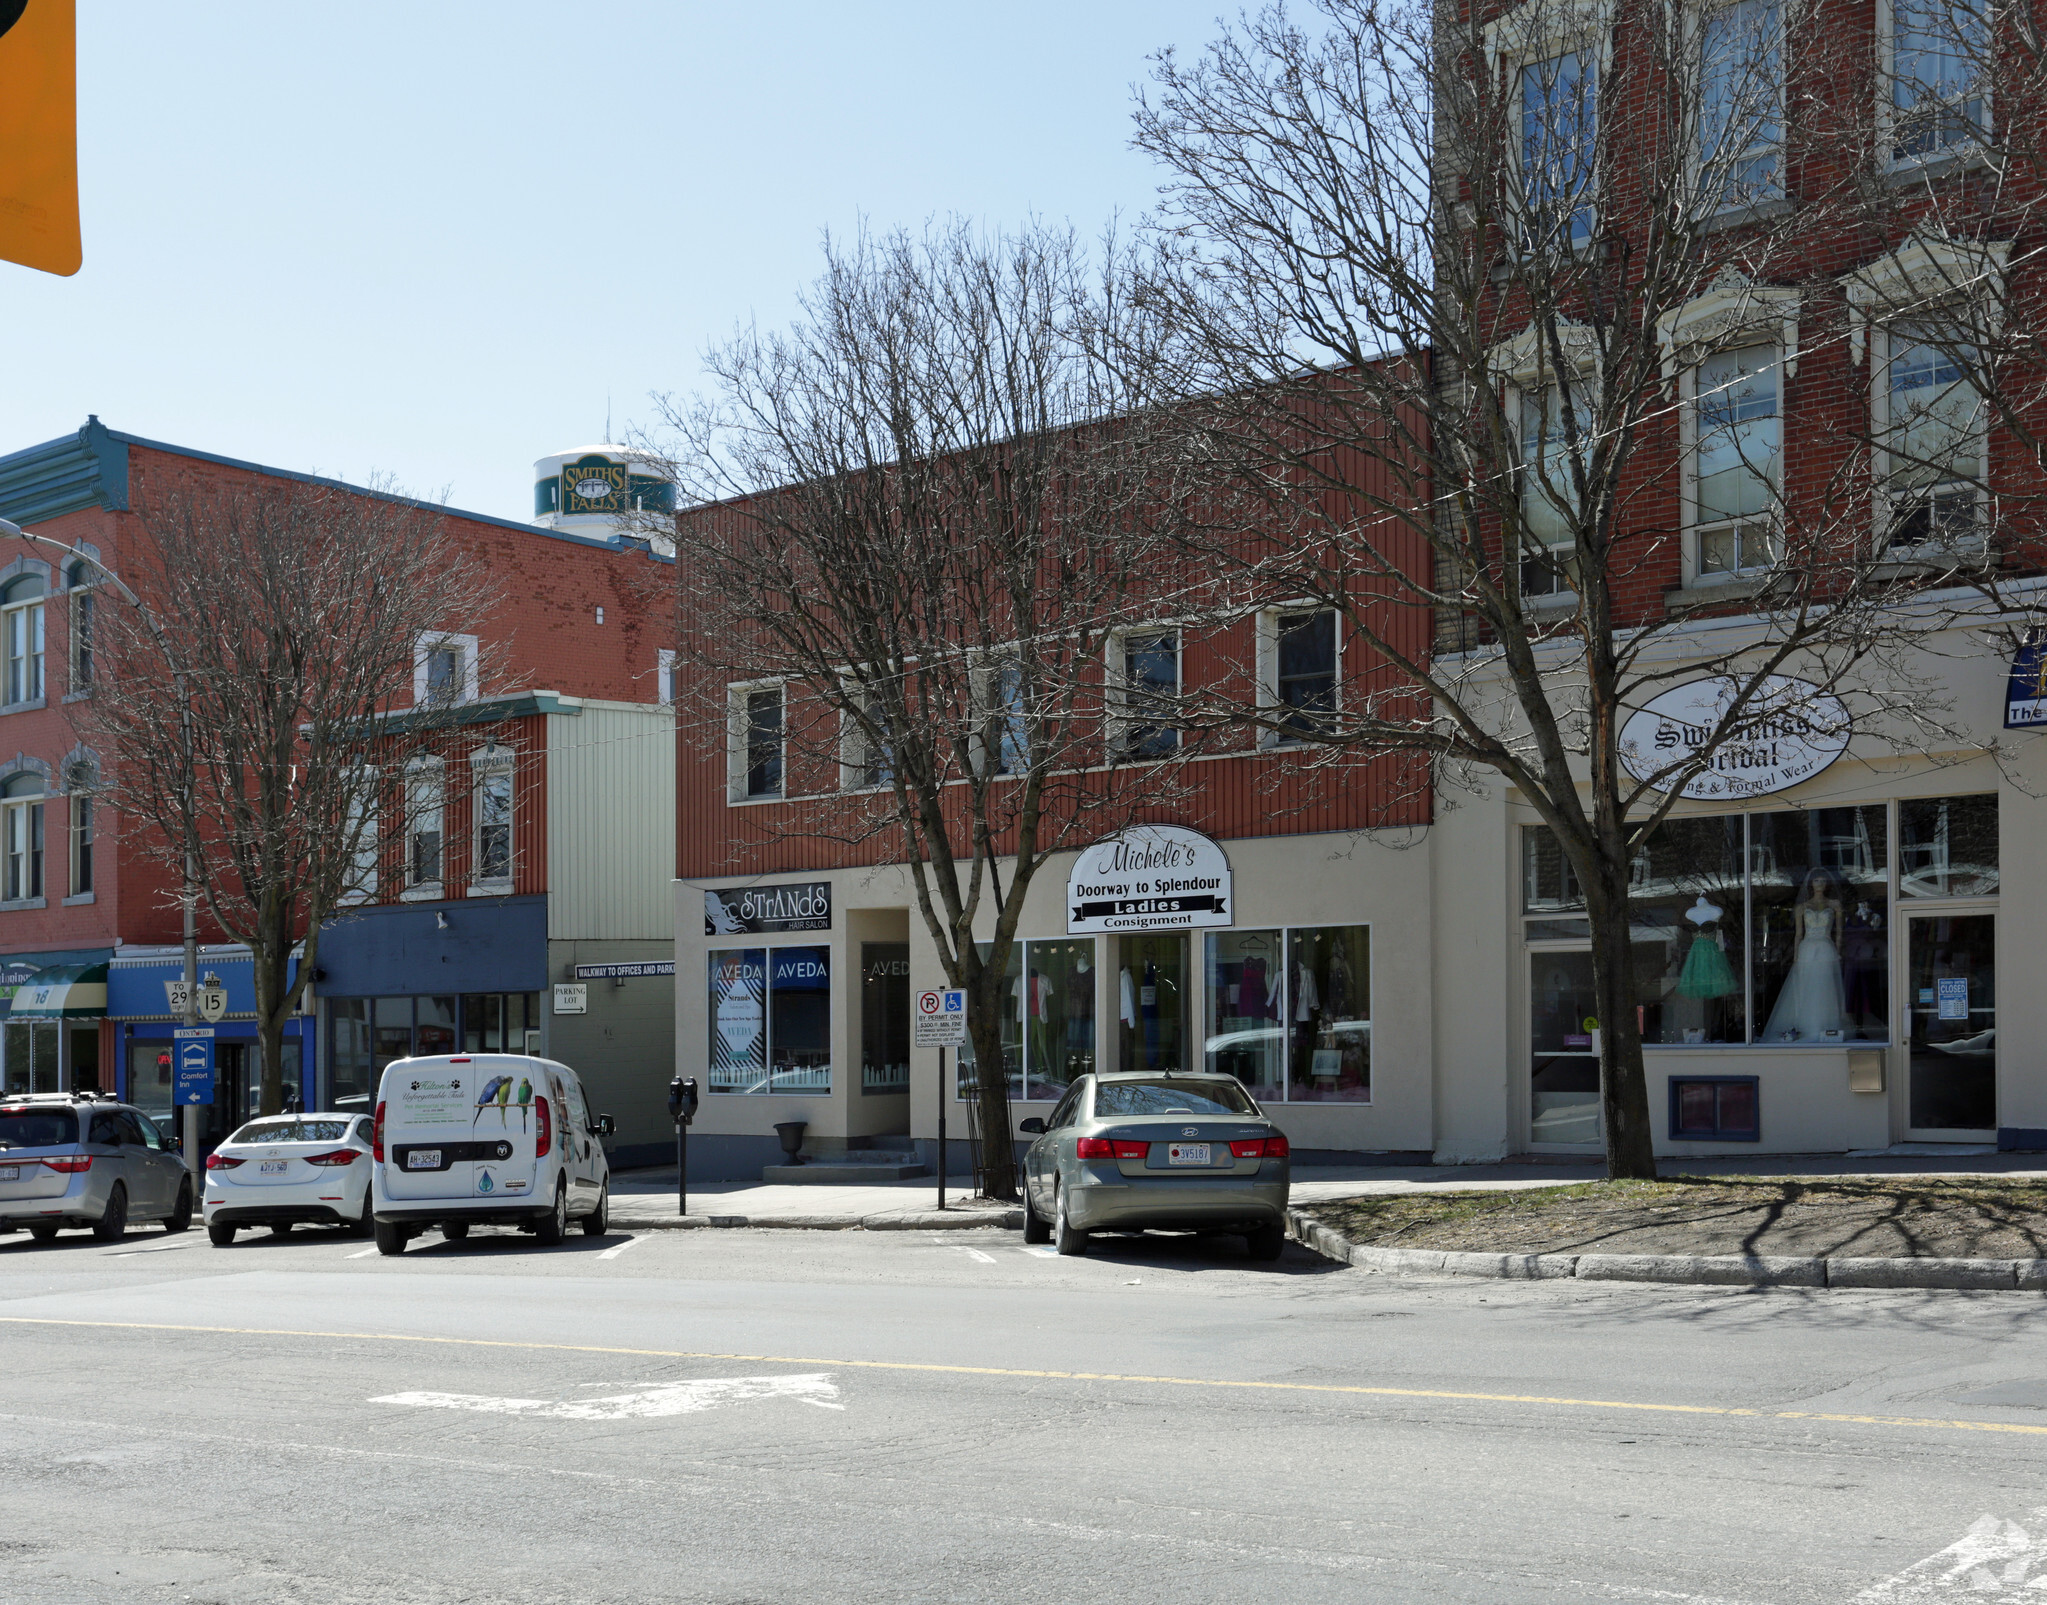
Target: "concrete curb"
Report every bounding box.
[613,1209,1023,1233]
[1285,1209,2045,1291]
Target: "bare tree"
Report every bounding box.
[90,475,501,1117]
[654,221,1202,1199]
[1131,0,2039,1176]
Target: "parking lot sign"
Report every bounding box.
[913,989,967,1048]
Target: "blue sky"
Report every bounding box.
[0,2,1224,524]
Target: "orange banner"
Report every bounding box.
[0,0,79,277]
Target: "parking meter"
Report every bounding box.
[669,1077,699,1216]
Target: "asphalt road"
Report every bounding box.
[1,1217,2043,1604]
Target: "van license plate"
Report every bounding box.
[406,1150,440,1170]
[260,1160,289,1175]
[1167,1143,1210,1166]
[0,1165,17,1181]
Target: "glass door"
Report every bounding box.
[1530,950,1601,1145]
[1118,933,1188,1073]
[1905,913,1996,1136]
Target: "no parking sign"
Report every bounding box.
[913,989,966,1047]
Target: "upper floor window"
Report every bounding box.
[657,648,676,706]
[65,560,94,693]
[413,632,478,707]
[1274,611,1337,741]
[471,747,513,886]
[1889,0,1988,160]
[843,690,895,792]
[64,760,94,897]
[1698,0,1782,208]
[343,768,378,903]
[2,575,45,706]
[1520,46,1598,245]
[1520,386,1591,597]
[1880,322,1983,548]
[974,659,1031,778]
[1692,344,1782,575]
[742,686,784,799]
[2,772,44,902]
[405,760,444,889]
[1118,630,1181,760]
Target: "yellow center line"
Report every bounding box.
[1,1315,2040,1439]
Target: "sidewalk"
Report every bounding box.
[606,1151,2047,1229]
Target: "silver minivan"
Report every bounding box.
[370,1054,612,1253]
[0,1093,193,1241]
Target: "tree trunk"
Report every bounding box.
[965,1013,1018,1200]
[1587,870,1658,1181]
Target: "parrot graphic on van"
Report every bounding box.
[473,1076,512,1128]
[516,1077,533,1132]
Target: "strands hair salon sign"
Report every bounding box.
[1068,825,1232,934]
[704,881,832,936]
[1619,676,1851,800]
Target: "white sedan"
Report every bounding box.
[203,1114,375,1245]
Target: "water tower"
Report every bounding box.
[532,445,676,548]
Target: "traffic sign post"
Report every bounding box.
[173,1027,215,1107]
[914,990,967,1209]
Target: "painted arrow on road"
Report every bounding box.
[372,1373,843,1419]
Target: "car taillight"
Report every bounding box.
[204,1153,243,1170]
[1110,1140,1148,1159]
[1230,1135,1290,1160]
[40,1155,92,1173]
[1078,1138,1154,1159]
[305,1148,360,1166]
[1074,1137,1110,1158]
[1265,1133,1289,1158]
[372,1100,385,1163]
[536,1096,551,1158]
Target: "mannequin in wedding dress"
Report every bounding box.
[1763,870,1847,1040]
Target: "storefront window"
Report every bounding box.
[1202,926,1370,1103]
[860,943,910,1094]
[1750,807,1887,1044]
[1899,794,1997,897]
[1286,926,1371,1102]
[1023,938,1096,1101]
[330,999,373,1110]
[374,997,413,1076]
[2,1020,60,1093]
[1630,815,1747,1045]
[128,1041,174,1127]
[1529,808,1892,1045]
[769,947,831,1092]
[708,947,831,1095]
[958,943,1023,1100]
[1119,933,1189,1074]
[708,949,767,1093]
[1204,930,1286,1101]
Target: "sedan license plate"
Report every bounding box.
[1167,1143,1210,1167]
[259,1159,289,1176]
[405,1150,440,1170]
[0,1165,17,1181]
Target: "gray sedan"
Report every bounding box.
[1017,1073,1290,1259]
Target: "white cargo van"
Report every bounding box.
[370,1054,613,1254]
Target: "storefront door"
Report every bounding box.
[1905,913,1996,1137]
[1118,933,1188,1073]
[1530,950,1601,1146]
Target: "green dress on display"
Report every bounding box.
[1677,931,1739,998]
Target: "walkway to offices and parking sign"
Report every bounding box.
[913,990,966,1211]
[173,1027,215,1106]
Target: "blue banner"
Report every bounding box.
[2006,631,2047,728]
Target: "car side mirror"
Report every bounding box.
[597,1114,615,1137]
[1017,1117,1046,1135]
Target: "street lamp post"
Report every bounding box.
[0,518,202,1175]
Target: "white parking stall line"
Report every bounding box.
[596,1234,646,1261]
[106,1236,198,1256]
[373,1373,844,1419]
[1017,1245,1057,1258]
[345,1245,380,1259]
[955,1245,997,1265]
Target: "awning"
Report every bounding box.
[7,962,110,1018]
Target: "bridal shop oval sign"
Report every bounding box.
[1068,825,1232,934]
[1619,676,1851,800]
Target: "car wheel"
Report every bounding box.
[91,1184,127,1243]
[164,1180,194,1233]
[269,1220,293,1237]
[28,1222,58,1243]
[581,1184,609,1237]
[534,1182,567,1245]
[1246,1221,1286,1262]
[373,1219,406,1256]
[1021,1189,1051,1244]
[207,1221,237,1247]
[1052,1188,1088,1257]
[352,1188,374,1236]
[442,1221,470,1240]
